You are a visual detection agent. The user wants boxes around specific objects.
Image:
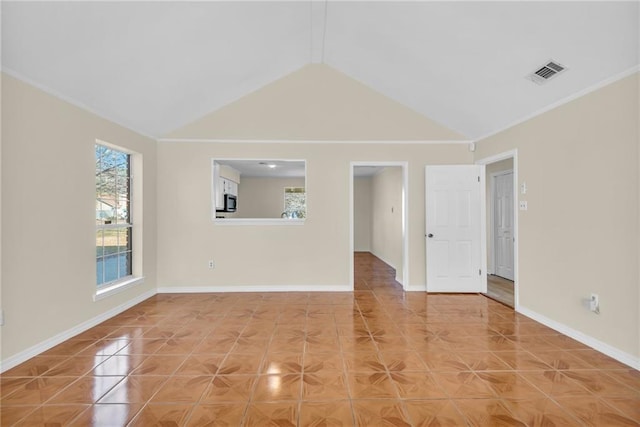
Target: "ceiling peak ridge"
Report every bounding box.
[310,0,328,64]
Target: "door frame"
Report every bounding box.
[490,169,514,277]
[349,161,409,290]
[475,149,519,310]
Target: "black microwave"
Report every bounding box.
[218,194,237,212]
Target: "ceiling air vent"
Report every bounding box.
[527,60,567,85]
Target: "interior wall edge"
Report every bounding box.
[0,289,157,374]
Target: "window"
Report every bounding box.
[95,144,132,287]
[283,187,306,218]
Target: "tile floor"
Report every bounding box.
[1,252,638,426]
[485,275,515,308]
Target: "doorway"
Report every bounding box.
[476,151,518,308]
[492,169,514,281]
[350,162,409,290]
[425,165,485,293]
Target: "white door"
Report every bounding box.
[494,171,514,280]
[426,165,485,292]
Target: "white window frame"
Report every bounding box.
[94,140,143,300]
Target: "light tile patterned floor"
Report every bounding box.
[1,252,638,426]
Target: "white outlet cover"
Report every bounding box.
[519,201,528,211]
[520,182,527,194]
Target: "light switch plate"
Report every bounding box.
[520,182,527,194]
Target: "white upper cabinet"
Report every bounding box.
[213,162,240,211]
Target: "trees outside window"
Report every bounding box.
[95,144,132,286]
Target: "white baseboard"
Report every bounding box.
[0,289,156,373]
[157,284,352,293]
[405,283,427,292]
[517,305,640,370]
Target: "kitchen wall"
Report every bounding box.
[475,72,639,363]
[371,167,404,282]
[235,177,305,219]
[353,176,372,252]
[157,143,469,291]
[1,73,158,364]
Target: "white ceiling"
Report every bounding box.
[217,159,306,178]
[2,1,638,140]
[354,166,386,177]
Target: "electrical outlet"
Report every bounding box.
[519,201,528,211]
[590,293,600,314]
[208,260,215,269]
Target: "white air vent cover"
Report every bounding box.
[527,60,567,84]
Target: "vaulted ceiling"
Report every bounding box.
[2,1,638,139]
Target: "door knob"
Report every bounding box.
[427,233,434,238]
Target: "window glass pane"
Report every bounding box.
[96,143,133,287]
[97,257,104,285]
[114,196,130,225]
[103,254,120,283]
[116,228,130,253]
[96,230,104,258]
[122,251,132,277]
[284,187,306,218]
[103,229,118,256]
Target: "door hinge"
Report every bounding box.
[479,269,482,276]
[478,176,480,182]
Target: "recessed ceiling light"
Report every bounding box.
[259,162,277,169]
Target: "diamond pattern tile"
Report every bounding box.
[1,252,638,425]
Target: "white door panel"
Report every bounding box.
[494,171,514,280]
[426,165,484,292]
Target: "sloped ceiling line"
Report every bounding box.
[310,0,328,63]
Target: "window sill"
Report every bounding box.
[214,218,305,226]
[94,276,144,301]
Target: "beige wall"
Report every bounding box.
[475,73,639,358]
[167,64,465,141]
[157,142,471,290]
[353,177,372,252]
[235,177,305,218]
[486,158,514,273]
[160,63,470,290]
[0,73,3,357]
[1,74,157,361]
[371,167,404,282]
